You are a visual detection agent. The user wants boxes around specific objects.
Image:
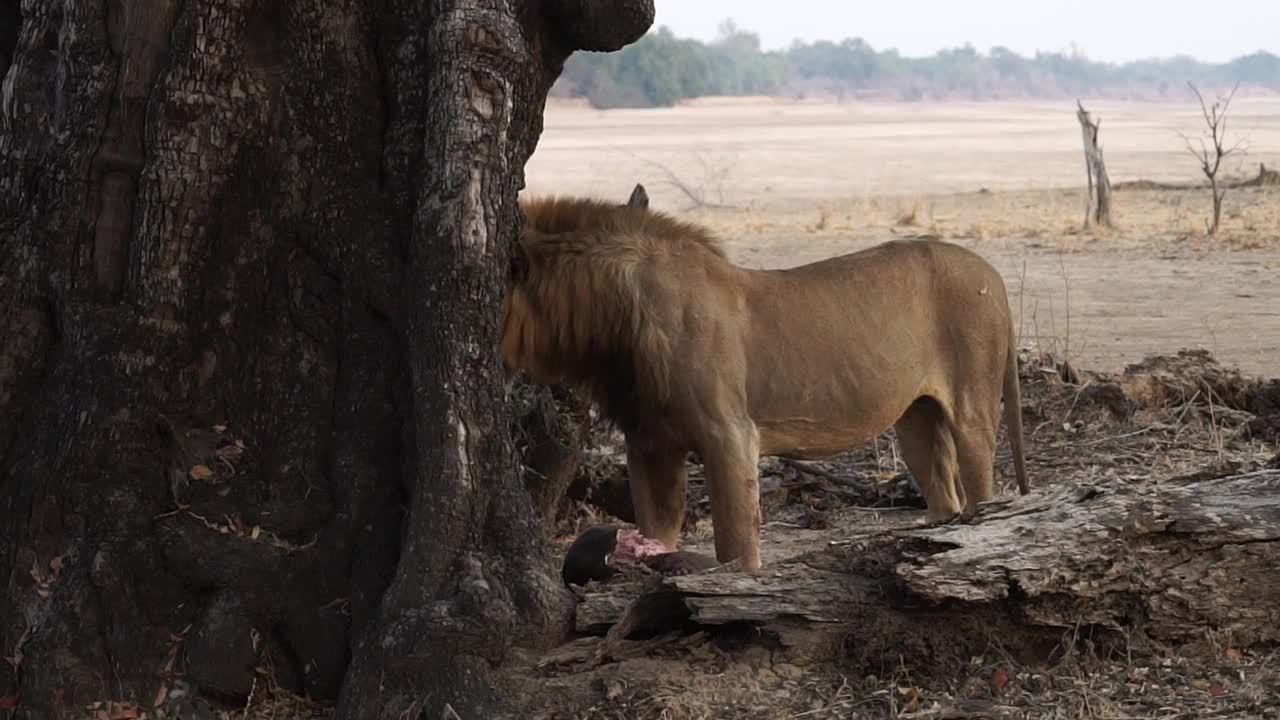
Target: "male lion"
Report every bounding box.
[505,187,1028,572]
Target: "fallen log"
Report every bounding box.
[576,470,1280,668]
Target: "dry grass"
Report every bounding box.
[231,684,329,720]
[895,203,924,227]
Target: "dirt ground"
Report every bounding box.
[526,98,1280,378]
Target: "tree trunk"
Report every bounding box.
[0,2,653,718]
[517,384,591,528]
[1076,100,1112,228]
[0,1,18,80]
[1210,179,1224,235]
[581,469,1280,668]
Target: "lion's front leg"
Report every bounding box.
[699,421,763,572]
[625,441,689,550]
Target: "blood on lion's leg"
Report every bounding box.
[625,442,689,550]
[699,420,763,571]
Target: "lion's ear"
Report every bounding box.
[626,183,649,210]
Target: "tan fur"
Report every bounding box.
[504,196,722,417]
[505,193,1029,571]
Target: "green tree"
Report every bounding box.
[559,19,1280,107]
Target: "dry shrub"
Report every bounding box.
[1117,349,1269,412]
[895,197,931,227]
[965,222,990,242]
[1016,346,1278,421]
[806,206,831,233]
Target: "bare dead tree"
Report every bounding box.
[1180,81,1246,235]
[1076,100,1112,228]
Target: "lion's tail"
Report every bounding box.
[1003,326,1030,495]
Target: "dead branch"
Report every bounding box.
[1075,100,1112,228]
[625,150,739,210]
[778,458,868,488]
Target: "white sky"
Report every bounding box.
[653,0,1280,63]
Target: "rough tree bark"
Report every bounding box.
[0,1,653,718]
[579,470,1280,668]
[1076,100,1112,228]
[0,2,18,81]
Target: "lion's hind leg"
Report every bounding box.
[625,442,689,550]
[952,416,998,517]
[893,397,964,523]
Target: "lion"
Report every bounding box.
[505,186,1028,571]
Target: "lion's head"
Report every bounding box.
[502,186,724,427]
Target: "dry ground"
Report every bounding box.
[526,97,1280,377]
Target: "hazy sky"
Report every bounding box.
[653,1,1280,64]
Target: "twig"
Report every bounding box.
[1072,426,1156,447]
[1062,379,1094,426]
[241,674,259,720]
[1170,388,1203,443]
[995,427,1159,466]
[623,149,738,210]
[1017,259,1027,348]
[1202,380,1226,461]
[762,521,811,530]
[1059,252,1072,364]
[779,458,868,488]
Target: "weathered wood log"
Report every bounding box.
[1077,100,1113,228]
[575,470,1280,667]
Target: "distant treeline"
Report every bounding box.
[554,21,1280,108]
